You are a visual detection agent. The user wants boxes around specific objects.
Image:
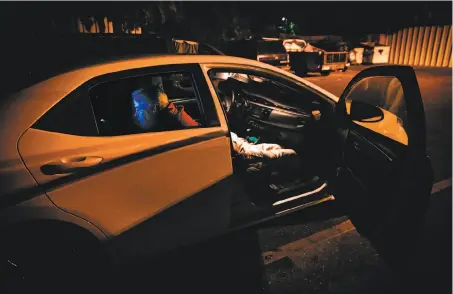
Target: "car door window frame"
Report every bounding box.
[32,84,99,136]
[86,63,220,135]
[33,63,220,138]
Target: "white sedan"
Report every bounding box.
[0,55,433,290]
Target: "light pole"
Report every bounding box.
[281,17,288,34]
[282,17,288,26]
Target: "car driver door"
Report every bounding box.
[332,65,434,270]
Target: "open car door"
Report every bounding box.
[333,66,434,270]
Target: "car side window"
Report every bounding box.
[89,71,204,136]
[32,88,98,136]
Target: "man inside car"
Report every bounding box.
[132,82,305,202]
[133,83,301,162]
[132,85,199,131]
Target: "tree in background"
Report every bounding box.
[0,2,260,42]
[177,2,256,43]
[6,1,185,35]
[90,1,183,34]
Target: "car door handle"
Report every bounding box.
[41,156,103,175]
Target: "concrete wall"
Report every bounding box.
[380,25,452,67]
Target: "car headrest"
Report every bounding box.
[217,77,246,93]
[217,80,232,93]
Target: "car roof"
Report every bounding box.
[0,54,338,153]
[17,54,276,95]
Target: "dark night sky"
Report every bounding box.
[0,1,451,36]
[185,1,452,35]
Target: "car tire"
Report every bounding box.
[1,227,109,293]
[295,69,307,77]
[342,66,348,72]
[320,71,331,76]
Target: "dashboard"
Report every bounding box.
[241,89,320,132]
[247,101,311,131]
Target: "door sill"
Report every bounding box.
[228,182,334,233]
[228,195,334,234]
[272,182,328,206]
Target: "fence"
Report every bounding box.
[379,25,452,67]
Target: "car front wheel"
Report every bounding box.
[295,69,307,77]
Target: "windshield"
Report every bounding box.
[258,41,286,54]
[221,72,319,112]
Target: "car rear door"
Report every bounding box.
[332,65,434,270]
[17,64,234,260]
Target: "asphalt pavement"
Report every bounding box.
[113,66,451,294]
[116,186,451,294]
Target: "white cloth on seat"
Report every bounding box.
[230,132,297,160]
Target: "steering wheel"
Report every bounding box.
[230,88,250,119]
[217,78,251,133]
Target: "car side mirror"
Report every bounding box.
[348,100,384,123]
[312,109,322,121]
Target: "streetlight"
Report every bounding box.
[282,17,286,21]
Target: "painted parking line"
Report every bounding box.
[262,177,452,266]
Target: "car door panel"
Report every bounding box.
[105,172,237,262]
[17,63,235,260]
[333,66,434,268]
[18,127,232,238]
[348,123,407,161]
[342,130,407,206]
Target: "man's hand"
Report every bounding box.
[157,91,170,110]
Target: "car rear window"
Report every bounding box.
[258,41,286,54]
